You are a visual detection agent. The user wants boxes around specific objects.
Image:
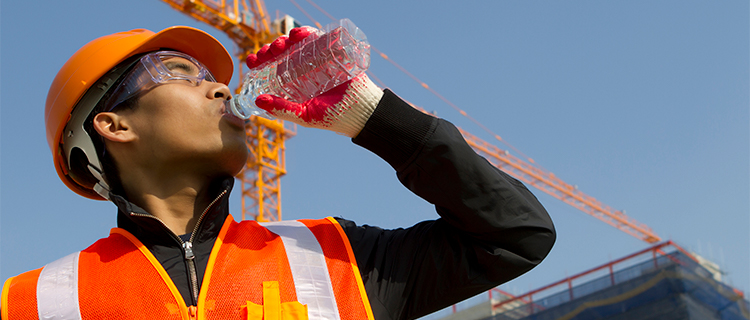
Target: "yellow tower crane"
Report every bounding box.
[158,0,661,244]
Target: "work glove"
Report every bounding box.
[246,26,384,138]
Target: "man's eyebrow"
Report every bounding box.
[164,60,197,73]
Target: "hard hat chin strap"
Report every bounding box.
[87,164,111,201]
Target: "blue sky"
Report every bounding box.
[1,0,748,316]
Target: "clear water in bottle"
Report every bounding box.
[227,18,370,120]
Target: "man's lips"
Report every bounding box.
[221,100,247,129]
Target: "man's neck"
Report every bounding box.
[120,170,220,235]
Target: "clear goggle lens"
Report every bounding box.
[103,51,216,112]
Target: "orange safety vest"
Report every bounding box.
[1,216,375,320]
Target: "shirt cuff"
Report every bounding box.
[352,89,438,171]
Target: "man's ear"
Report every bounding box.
[93,112,136,143]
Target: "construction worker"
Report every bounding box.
[1,25,555,320]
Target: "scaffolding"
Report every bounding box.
[441,241,749,320]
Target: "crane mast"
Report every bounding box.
[159,0,295,222]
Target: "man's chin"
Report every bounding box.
[223,150,249,177]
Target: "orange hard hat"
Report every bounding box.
[45,26,234,200]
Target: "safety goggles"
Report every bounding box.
[102,50,217,112]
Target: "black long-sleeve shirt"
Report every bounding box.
[112,89,556,320]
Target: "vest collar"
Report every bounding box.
[111,177,235,246]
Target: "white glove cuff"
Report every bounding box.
[331,75,384,137]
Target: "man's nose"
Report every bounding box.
[208,82,232,100]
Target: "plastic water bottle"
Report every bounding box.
[226,18,370,120]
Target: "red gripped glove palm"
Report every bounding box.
[246,27,384,137]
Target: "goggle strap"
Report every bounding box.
[105,62,152,111]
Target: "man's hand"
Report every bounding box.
[246,27,383,138]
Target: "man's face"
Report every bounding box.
[119,55,248,177]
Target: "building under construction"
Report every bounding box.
[438,241,749,320]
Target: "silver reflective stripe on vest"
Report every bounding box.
[261,220,341,320]
[36,252,82,320]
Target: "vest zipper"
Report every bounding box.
[183,189,227,305]
[183,241,199,304]
[128,189,228,308]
